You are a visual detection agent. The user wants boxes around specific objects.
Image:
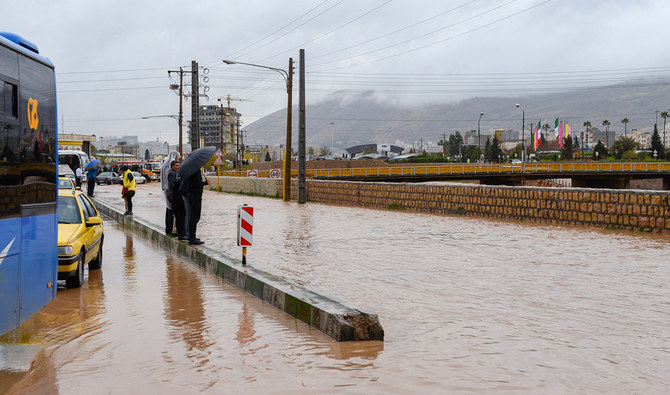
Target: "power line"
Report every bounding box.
[207,0,332,65]
[313,0,553,71]
[255,0,394,64]
[311,0,482,61]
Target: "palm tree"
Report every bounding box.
[621,118,629,137]
[661,111,669,148]
[583,121,591,150]
[602,120,611,147]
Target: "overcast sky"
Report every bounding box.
[5,0,670,144]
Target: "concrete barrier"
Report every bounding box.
[92,198,384,342]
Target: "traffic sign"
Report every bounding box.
[247,169,258,178]
[214,148,223,157]
[237,205,253,247]
[214,156,224,165]
[269,168,281,179]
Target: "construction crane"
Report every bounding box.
[217,94,252,108]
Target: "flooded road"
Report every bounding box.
[2,182,669,392]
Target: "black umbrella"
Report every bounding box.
[177,146,216,180]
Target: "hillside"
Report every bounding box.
[243,81,670,150]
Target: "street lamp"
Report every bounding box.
[477,112,484,151]
[515,104,525,163]
[223,59,293,202]
[142,115,183,156]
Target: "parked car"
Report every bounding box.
[57,189,104,288]
[58,177,76,190]
[117,171,146,184]
[96,171,119,185]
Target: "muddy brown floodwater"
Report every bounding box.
[2,182,669,393]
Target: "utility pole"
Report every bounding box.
[191,60,200,150]
[284,58,294,202]
[167,66,192,157]
[298,49,307,204]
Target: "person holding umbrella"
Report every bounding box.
[177,147,215,245]
[86,158,100,197]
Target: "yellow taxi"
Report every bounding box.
[58,176,76,190]
[57,188,104,288]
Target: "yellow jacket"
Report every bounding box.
[122,169,137,191]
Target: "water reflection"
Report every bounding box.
[163,257,213,365]
[123,233,137,293]
[236,304,256,346]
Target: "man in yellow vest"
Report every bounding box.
[120,165,136,215]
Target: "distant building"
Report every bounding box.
[627,129,652,149]
[58,133,96,155]
[196,104,241,153]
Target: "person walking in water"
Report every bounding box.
[120,165,136,215]
[86,161,100,197]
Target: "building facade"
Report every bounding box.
[195,104,241,154]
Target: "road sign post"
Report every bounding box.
[214,148,223,193]
[237,205,253,265]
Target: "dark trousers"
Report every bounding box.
[87,178,96,196]
[76,177,82,188]
[183,192,202,241]
[124,191,134,213]
[166,195,186,237]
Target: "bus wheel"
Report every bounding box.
[66,251,85,288]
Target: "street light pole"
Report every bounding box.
[515,104,525,163]
[477,112,484,151]
[223,59,293,202]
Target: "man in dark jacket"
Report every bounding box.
[167,160,186,239]
[180,168,208,245]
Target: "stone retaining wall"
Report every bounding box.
[214,176,670,233]
[304,180,670,233]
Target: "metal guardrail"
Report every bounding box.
[217,162,670,179]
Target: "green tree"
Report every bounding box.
[593,140,607,160]
[650,123,665,159]
[307,146,315,155]
[620,118,629,136]
[448,131,463,158]
[488,136,503,162]
[561,136,576,160]
[611,136,638,159]
[264,151,271,161]
[661,111,669,149]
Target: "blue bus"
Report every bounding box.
[0,32,58,335]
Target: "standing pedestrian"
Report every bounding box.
[75,165,83,189]
[168,161,186,239]
[180,168,208,245]
[120,165,136,215]
[161,151,181,235]
[87,161,100,197]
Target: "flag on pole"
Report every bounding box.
[559,121,564,147]
[537,120,542,149]
[554,118,560,144]
[566,123,571,139]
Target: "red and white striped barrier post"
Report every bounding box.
[237,205,253,265]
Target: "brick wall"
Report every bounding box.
[282,179,670,234]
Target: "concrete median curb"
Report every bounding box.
[92,198,384,342]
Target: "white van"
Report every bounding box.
[58,150,90,182]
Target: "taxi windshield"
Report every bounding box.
[58,196,81,224]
